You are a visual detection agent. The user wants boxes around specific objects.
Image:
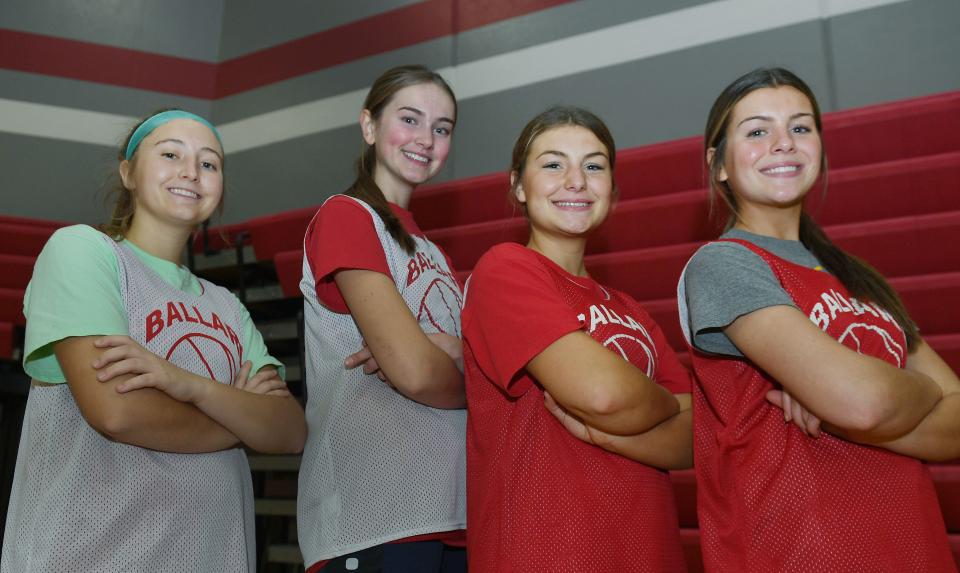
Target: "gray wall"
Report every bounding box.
[0,0,224,61]
[1,0,958,225]
[0,0,222,223]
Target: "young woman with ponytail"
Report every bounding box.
[679,67,959,572]
[297,65,467,573]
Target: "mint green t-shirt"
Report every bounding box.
[23,224,283,383]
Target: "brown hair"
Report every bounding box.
[349,65,457,254]
[705,68,919,348]
[509,105,617,214]
[101,108,226,240]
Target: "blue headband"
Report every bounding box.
[124,110,223,161]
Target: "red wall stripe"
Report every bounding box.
[215,0,452,98]
[0,0,575,100]
[0,28,217,99]
[456,0,572,30]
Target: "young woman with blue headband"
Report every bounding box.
[1,109,306,573]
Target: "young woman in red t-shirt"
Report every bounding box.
[462,106,694,572]
[679,67,959,572]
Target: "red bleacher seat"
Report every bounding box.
[0,223,57,258]
[0,214,67,228]
[824,90,960,169]
[810,151,960,226]
[0,216,66,360]
[587,242,701,303]
[931,464,960,532]
[0,288,25,327]
[893,273,960,336]
[0,254,35,290]
[245,205,319,261]
[614,136,704,203]
[642,298,685,352]
[928,334,960,373]
[0,321,13,361]
[410,172,512,231]
[274,250,303,298]
[425,218,528,272]
[587,191,718,257]
[832,211,960,279]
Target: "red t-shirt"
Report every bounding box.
[691,240,955,573]
[304,195,459,312]
[462,243,692,572]
[303,195,464,571]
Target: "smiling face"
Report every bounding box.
[119,118,224,234]
[362,82,455,201]
[716,86,822,214]
[515,125,614,241]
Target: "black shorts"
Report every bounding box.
[318,541,467,573]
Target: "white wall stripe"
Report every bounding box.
[0,0,909,153]
[217,87,369,153]
[819,0,908,18]
[0,98,135,147]
[440,0,909,102]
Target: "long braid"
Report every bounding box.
[348,145,416,254]
[345,65,457,255]
[798,212,919,348]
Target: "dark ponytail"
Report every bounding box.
[798,212,918,347]
[351,143,416,254]
[705,68,919,349]
[348,65,457,255]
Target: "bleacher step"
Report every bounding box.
[241,283,285,303]
[256,318,298,342]
[282,362,302,385]
[266,543,303,565]
[255,498,297,516]
[191,244,256,271]
[248,454,301,472]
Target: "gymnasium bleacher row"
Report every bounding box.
[0,90,958,571]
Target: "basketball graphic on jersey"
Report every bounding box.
[165,332,239,383]
[838,322,905,367]
[603,333,657,376]
[418,278,463,333]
